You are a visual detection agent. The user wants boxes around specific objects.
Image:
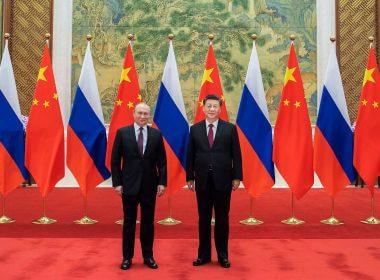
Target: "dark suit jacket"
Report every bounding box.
[186,119,242,192]
[111,125,167,196]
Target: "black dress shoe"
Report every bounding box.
[218,258,230,268]
[193,258,211,266]
[120,259,132,270]
[144,257,158,269]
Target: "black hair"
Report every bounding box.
[202,94,222,106]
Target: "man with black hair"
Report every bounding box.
[186,94,242,268]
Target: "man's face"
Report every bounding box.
[133,104,150,126]
[202,99,221,122]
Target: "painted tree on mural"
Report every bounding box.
[73,0,317,123]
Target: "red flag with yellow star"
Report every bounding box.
[25,44,65,197]
[194,43,228,123]
[105,42,142,170]
[273,43,313,199]
[354,46,380,196]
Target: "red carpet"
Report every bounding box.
[1,238,379,280]
[0,187,379,238]
[1,187,380,279]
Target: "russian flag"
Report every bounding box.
[236,40,275,198]
[153,40,189,196]
[0,39,29,196]
[67,41,110,195]
[314,42,355,197]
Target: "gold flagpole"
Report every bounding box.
[281,192,304,225]
[115,218,124,225]
[360,36,380,224]
[116,219,140,225]
[240,196,263,225]
[32,33,56,225]
[0,194,15,223]
[361,195,380,224]
[32,196,56,224]
[0,33,16,224]
[321,196,343,225]
[157,196,181,225]
[74,191,98,224]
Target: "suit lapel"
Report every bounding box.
[212,120,224,148]
[130,125,142,157]
[200,120,210,149]
[144,126,152,157]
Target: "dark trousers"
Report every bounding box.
[196,171,231,260]
[122,191,156,259]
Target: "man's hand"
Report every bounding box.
[114,186,122,196]
[187,180,195,192]
[157,185,165,197]
[232,179,240,191]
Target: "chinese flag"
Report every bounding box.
[25,44,65,197]
[354,47,380,196]
[194,43,228,123]
[105,42,142,170]
[273,43,314,199]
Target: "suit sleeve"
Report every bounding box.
[111,129,123,187]
[186,126,195,181]
[232,125,243,180]
[157,132,167,186]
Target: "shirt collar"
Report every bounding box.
[205,119,218,129]
[134,123,147,131]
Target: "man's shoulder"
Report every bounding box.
[218,119,234,128]
[190,120,205,129]
[147,125,162,136]
[117,125,133,134]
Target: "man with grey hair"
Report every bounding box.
[111,102,167,270]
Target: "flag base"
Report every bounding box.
[320,216,344,225]
[281,216,305,225]
[211,217,215,225]
[32,216,57,224]
[239,216,263,225]
[361,216,380,225]
[74,216,98,225]
[0,215,15,224]
[157,216,182,225]
[115,219,140,225]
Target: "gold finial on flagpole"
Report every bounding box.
[4,33,10,39]
[330,37,336,42]
[368,36,374,48]
[86,34,92,41]
[127,34,134,41]
[208,34,214,41]
[251,34,257,40]
[289,34,295,41]
[168,34,174,40]
[45,33,51,46]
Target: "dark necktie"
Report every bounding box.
[208,124,214,148]
[138,127,144,156]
